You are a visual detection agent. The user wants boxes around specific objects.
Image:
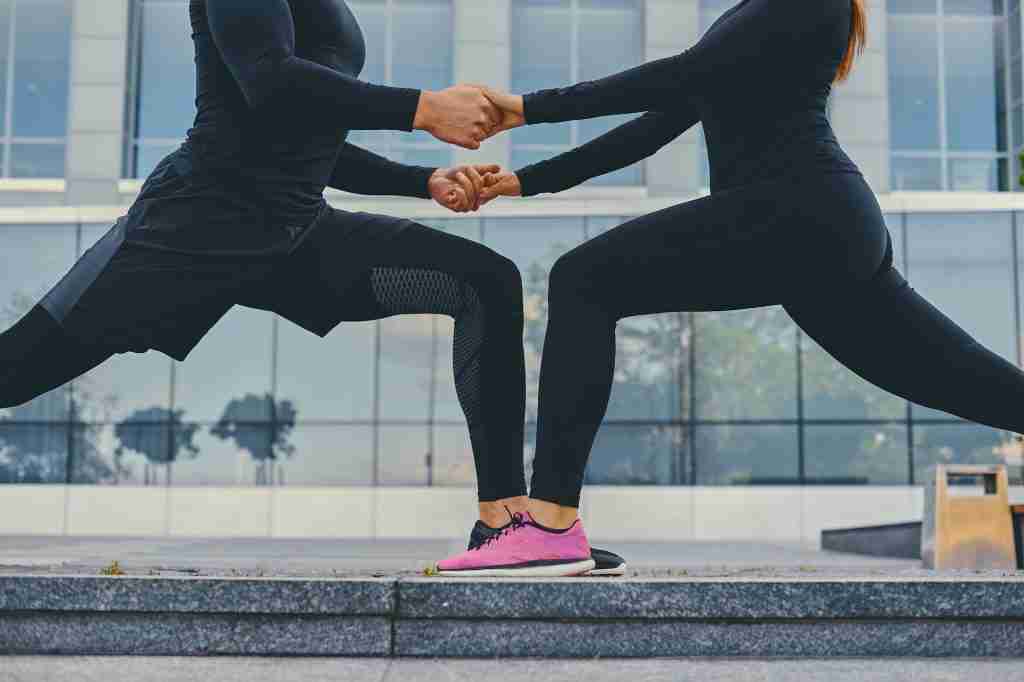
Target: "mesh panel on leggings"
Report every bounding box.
[370,268,485,425]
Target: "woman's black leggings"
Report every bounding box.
[530,172,1024,507]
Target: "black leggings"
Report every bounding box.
[530,172,1024,507]
[0,217,527,502]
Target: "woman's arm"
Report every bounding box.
[205,0,498,147]
[514,110,699,196]
[329,143,436,198]
[523,0,836,123]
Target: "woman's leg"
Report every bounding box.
[528,174,886,522]
[785,264,1024,433]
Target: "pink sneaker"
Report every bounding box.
[432,512,595,577]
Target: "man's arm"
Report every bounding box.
[206,0,421,131]
[205,0,499,148]
[329,143,435,198]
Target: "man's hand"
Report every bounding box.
[479,170,523,205]
[415,86,501,150]
[429,164,503,213]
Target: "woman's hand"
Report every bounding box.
[414,86,501,150]
[429,164,502,212]
[475,86,525,135]
[479,170,523,205]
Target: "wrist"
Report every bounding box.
[414,91,439,131]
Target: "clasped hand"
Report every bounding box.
[417,85,526,213]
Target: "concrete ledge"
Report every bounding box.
[0,612,390,656]
[0,576,394,615]
[394,620,1024,658]
[3,575,1024,657]
[397,577,1024,620]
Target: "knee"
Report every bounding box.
[474,250,524,312]
[548,251,590,306]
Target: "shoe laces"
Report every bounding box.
[474,510,527,551]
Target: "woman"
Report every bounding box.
[433,0,1024,577]
[0,0,534,524]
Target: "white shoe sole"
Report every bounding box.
[585,562,627,577]
[435,559,596,578]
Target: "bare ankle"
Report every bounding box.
[527,498,579,530]
[479,496,529,528]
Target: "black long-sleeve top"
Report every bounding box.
[516,0,861,196]
[130,0,435,255]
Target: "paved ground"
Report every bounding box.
[0,536,928,578]
[4,657,1024,681]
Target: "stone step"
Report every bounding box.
[3,574,1024,657]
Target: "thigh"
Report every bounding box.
[247,208,513,334]
[560,173,889,319]
[49,218,245,361]
[562,182,798,317]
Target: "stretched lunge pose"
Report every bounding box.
[433,0,1024,577]
[0,0,530,510]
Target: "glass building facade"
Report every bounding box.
[2,209,1021,488]
[2,0,1023,491]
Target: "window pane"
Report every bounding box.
[948,157,1003,191]
[907,212,1016,420]
[606,314,685,421]
[802,334,906,420]
[588,424,678,485]
[1013,104,1023,150]
[278,425,374,486]
[378,425,430,485]
[378,316,435,421]
[804,425,910,485]
[700,0,736,31]
[944,0,1003,15]
[578,1,643,83]
[1012,54,1022,106]
[136,0,194,141]
[0,223,76,422]
[174,308,275,421]
[888,0,938,13]
[94,422,174,486]
[9,143,64,178]
[349,1,387,83]
[135,144,178,180]
[694,308,798,420]
[944,19,1003,152]
[1011,10,1022,60]
[276,319,376,422]
[891,156,942,190]
[695,425,799,485]
[888,16,940,151]
[172,423,275,486]
[392,0,451,91]
[11,0,71,138]
[511,0,573,149]
[913,423,1017,485]
[0,1,10,133]
[0,423,68,484]
[484,217,585,419]
[432,425,476,487]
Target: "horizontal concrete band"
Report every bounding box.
[5,576,1024,657]
[4,613,1024,658]
[5,575,1024,619]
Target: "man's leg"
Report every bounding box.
[245,210,529,515]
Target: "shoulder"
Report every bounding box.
[287,0,359,38]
